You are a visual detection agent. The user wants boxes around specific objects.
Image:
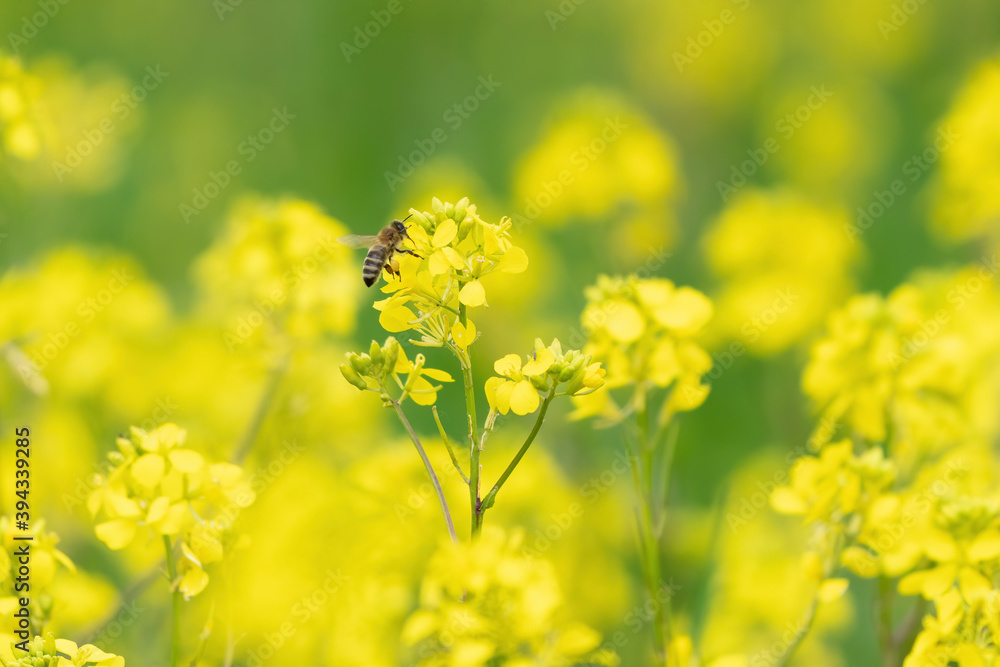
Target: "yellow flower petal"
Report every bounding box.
[451,319,477,350]
[522,348,555,376]
[498,245,529,273]
[131,454,166,488]
[494,354,522,376]
[968,530,1000,562]
[459,279,487,307]
[428,251,453,275]
[958,566,991,603]
[421,367,453,382]
[770,487,807,514]
[509,380,540,415]
[818,578,849,602]
[146,496,170,524]
[649,339,681,386]
[54,640,79,656]
[653,287,713,335]
[155,502,192,535]
[432,219,457,247]
[178,565,210,598]
[409,376,440,406]
[492,379,516,415]
[605,300,645,343]
[168,449,205,474]
[379,303,417,332]
[95,519,137,550]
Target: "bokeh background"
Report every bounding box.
[2,0,1000,665]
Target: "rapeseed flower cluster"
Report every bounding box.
[571,274,713,423]
[87,423,254,597]
[702,190,859,355]
[0,519,75,656]
[933,57,1000,245]
[772,266,1000,665]
[0,54,41,163]
[513,92,680,255]
[402,527,618,666]
[195,197,359,345]
[0,633,123,667]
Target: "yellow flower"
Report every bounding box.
[803,269,1000,461]
[572,275,712,422]
[933,56,1000,244]
[401,527,618,666]
[484,339,604,416]
[194,197,360,344]
[2,633,124,666]
[87,423,253,598]
[512,90,681,265]
[898,498,1000,605]
[701,190,859,355]
[771,440,895,525]
[370,198,528,348]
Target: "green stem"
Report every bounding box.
[457,304,483,539]
[878,576,897,666]
[432,405,470,484]
[481,391,555,510]
[776,594,820,667]
[633,398,671,665]
[233,351,289,464]
[163,535,182,667]
[390,400,458,543]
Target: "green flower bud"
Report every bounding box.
[563,364,590,395]
[453,197,469,223]
[382,337,400,372]
[560,356,585,383]
[348,352,372,376]
[369,340,383,366]
[409,210,433,230]
[444,200,456,220]
[458,214,477,240]
[340,363,369,391]
[530,374,550,392]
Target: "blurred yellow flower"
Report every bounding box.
[87,423,254,598]
[571,275,713,422]
[933,57,1000,245]
[513,91,681,258]
[401,526,618,666]
[1,633,124,667]
[702,190,860,355]
[195,196,359,346]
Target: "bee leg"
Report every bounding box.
[397,248,422,259]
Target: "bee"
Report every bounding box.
[338,215,422,287]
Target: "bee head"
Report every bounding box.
[395,213,414,236]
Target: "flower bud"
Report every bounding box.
[340,363,368,391]
[530,374,550,392]
[453,197,469,223]
[348,352,372,376]
[369,340,383,366]
[408,210,432,230]
[382,337,400,372]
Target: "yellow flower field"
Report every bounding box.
[2,2,1000,666]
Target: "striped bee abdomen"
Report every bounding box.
[362,244,388,287]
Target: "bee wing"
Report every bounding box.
[337,234,380,249]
